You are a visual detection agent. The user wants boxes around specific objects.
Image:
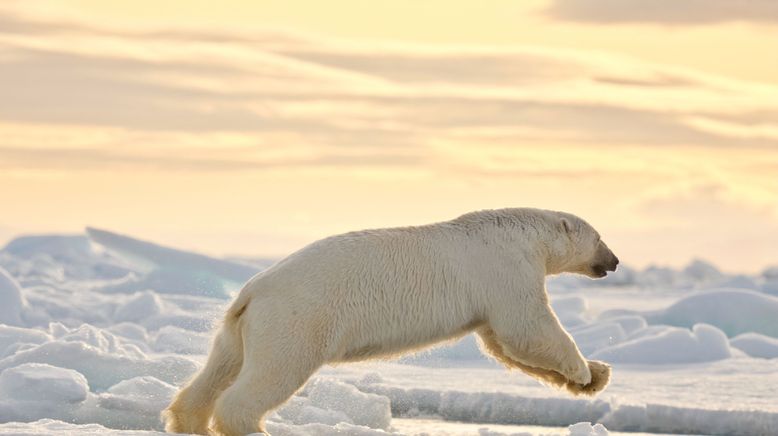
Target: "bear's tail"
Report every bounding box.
[224,287,252,328]
[162,289,251,434]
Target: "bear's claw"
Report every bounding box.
[565,360,611,396]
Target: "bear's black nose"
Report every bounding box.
[607,256,619,272]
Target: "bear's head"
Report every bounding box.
[548,212,619,279]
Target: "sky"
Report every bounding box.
[1,0,778,272]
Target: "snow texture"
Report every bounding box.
[729,333,778,359]
[590,323,731,364]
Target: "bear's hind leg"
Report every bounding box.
[211,337,321,436]
[163,325,243,434]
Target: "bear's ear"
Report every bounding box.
[560,218,572,235]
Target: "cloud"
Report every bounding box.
[613,184,778,271]
[545,0,778,24]
[1,4,778,178]
[0,143,424,172]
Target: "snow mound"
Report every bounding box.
[267,421,397,436]
[601,402,778,435]
[0,325,50,359]
[569,322,627,356]
[0,267,27,326]
[551,295,587,327]
[591,323,731,364]
[0,324,198,390]
[305,379,392,430]
[0,363,89,423]
[764,266,778,280]
[87,227,260,298]
[682,259,723,283]
[99,376,176,415]
[439,391,610,427]
[0,363,88,403]
[568,422,609,436]
[645,289,778,338]
[151,326,210,354]
[113,291,166,323]
[88,376,177,430]
[730,333,778,359]
[0,419,168,435]
[1,235,134,281]
[399,334,488,365]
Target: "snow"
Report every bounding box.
[642,289,778,338]
[0,323,198,391]
[600,403,778,435]
[729,333,778,359]
[590,323,731,364]
[567,422,609,436]
[0,267,26,326]
[0,419,167,435]
[86,227,259,298]
[0,363,88,403]
[1,229,778,435]
[305,379,392,430]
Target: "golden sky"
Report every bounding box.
[2,0,778,272]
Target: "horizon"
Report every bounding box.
[0,224,773,276]
[2,1,778,273]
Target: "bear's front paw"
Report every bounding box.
[565,360,611,397]
[567,360,591,386]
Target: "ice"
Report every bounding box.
[305,379,392,430]
[1,235,134,282]
[151,326,210,355]
[600,403,778,435]
[730,333,778,359]
[551,296,587,327]
[569,322,627,356]
[85,376,178,430]
[644,289,778,338]
[0,363,88,423]
[437,391,610,427]
[113,291,167,323]
[266,421,397,436]
[590,323,731,364]
[0,325,49,359]
[714,274,760,290]
[86,227,260,298]
[0,363,88,403]
[0,324,198,391]
[567,422,609,436]
[399,334,488,365]
[549,259,770,292]
[0,267,27,326]
[100,376,176,415]
[601,316,647,335]
[0,419,168,435]
[681,259,723,283]
[763,266,778,280]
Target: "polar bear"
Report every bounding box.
[163,208,618,435]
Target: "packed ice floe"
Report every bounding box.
[0,229,777,435]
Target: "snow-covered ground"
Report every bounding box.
[1,229,777,436]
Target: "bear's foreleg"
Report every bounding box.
[484,307,610,396]
[477,325,569,388]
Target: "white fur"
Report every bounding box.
[163,208,613,435]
